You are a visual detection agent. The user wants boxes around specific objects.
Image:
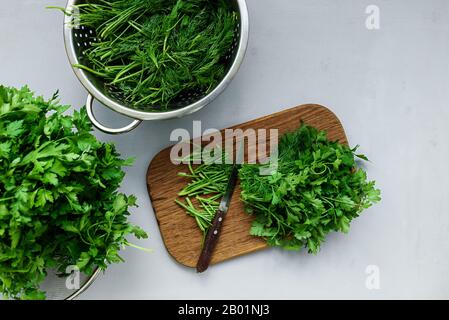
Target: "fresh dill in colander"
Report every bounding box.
[70,0,238,110]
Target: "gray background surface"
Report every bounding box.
[1,0,448,299]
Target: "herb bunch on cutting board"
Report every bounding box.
[239,124,381,252]
[70,0,237,110]
[175,151,233,239]
[176,124,380,253]
[0,85,147,299]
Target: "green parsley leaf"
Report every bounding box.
[0,85,148,300]
[239,123,381,254]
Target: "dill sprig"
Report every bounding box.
[72,0,237,111]
[175,148,233,240]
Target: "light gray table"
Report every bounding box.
[1,0,448,299]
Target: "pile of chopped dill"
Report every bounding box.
[71,0,238,110]
[175,148,233,239]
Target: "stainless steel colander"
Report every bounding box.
[63,0,249,134]
[40,267,101,300]
[0,268,101,300]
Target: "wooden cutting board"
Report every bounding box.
[146,104,348,268]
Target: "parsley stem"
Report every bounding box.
[124,241,153,253]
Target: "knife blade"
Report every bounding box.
[196,143,244,273]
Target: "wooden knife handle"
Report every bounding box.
[196,208,227,273]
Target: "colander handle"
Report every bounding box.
[86,94,142,134]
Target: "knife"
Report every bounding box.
[196,143,244,273]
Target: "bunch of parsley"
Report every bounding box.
[0,85,147,299]
[69,0,237,110]
[239,124,381,253]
